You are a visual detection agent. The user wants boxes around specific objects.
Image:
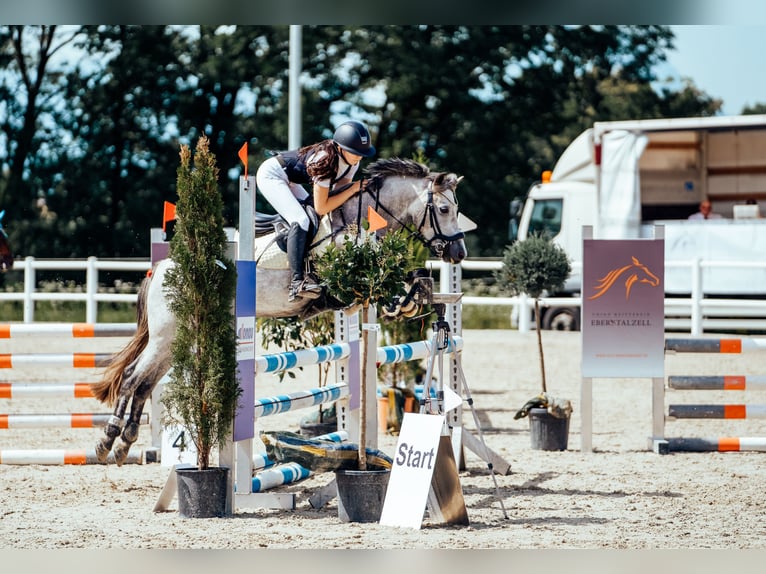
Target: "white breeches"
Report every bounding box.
[256,156,312,231]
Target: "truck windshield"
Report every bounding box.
[528,198,563,237]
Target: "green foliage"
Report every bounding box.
[258,314,335,383]
[314,227,415,309]
[0,25,731,262]
[161,136,239,470]
[495,234,571,394]
[258,314,336,422]
[314,225,422,469]
[494,234,571,299]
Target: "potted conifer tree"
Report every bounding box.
[494,233,574,450]
[314,224,417,522]
[161,136,240,517]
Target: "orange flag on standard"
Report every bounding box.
[367,206,388,232]
[162,201,176,233]
[238,142,248,179]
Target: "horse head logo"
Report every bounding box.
[588,256,660,301]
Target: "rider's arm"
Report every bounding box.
[312,179,364,216]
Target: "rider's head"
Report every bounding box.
[333,120,376,159]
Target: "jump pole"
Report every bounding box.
[658,337,766,453]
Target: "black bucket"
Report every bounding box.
[335,469,390,523]
[176,466,229,518]
[528,407,570,451]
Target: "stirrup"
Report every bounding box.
[298,278,321,300]
[288,279,321,302]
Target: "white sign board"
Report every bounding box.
[379,413,444,529]
[160,424,197,467]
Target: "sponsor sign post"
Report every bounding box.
[580,226,665,451]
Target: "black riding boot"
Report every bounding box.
[287,222,321,302]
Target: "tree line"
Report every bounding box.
[0,25,727,260]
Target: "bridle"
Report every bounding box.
[416,181,465,257]
[336,178,464,258]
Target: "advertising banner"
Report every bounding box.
[581,239,664,378]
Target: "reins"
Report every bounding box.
[307,172,464,256]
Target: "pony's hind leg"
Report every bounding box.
[109,338,171,465]
[94,362,140,463]
[112,374,163,466]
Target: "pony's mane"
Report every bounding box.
[364,158,431,192]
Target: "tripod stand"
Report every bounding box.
[419,295,509,520]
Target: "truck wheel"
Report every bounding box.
[542,307,580,331]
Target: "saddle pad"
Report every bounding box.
[254,217,334,270]
[254,236,288,269]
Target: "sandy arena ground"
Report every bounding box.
[2,328,766,552]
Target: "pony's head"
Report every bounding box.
[0,211,14,272]
[422,171,467,264]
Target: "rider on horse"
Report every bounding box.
[256,120,376,302]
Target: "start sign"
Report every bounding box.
[380,413,468,529]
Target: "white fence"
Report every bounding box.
[428,258,766,336]
[0,256,151,323]
[2,256,766,335]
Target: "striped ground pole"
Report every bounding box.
[253,383,349,418]
[0,448,144,464]
[666,437,766,452]
[256,343,350,374]
[251,462,311,492]
[0,354,113,369]
[0,323,136,338]
[668,404,766,419]
[0,412,149,429]
[376,335,463,366]
[0,382,95,399]
[668,375,766,390]
[665,338,766,354]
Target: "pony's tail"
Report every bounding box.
[90,272,152,406]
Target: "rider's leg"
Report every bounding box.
[256,159,320,302]
[287,222,321,302]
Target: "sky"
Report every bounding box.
[663,26,766,116]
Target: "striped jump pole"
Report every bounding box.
[0,353,113,369]
[0,382,95,399]
[256,343,350,374]
[0,412,149,429]
[0,323,136,338]
[668,375,766,391]
[254,337,463,374]
[376,335,463,366]
[0,448,144,465]
[668,404,766,419]
[251,462,311,492]
[665,337,766,354]
[665,437,766,453]
[253,383,349,418]
[249,420,351,494]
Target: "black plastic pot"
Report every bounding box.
[335,468,390,523]
[528,407,570,451]
[176,466,229,518]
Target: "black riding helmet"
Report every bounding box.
[333,120,376,157]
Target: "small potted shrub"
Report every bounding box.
[494,233,573,450]
[161,136,240,516]
[314,224,418,522]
